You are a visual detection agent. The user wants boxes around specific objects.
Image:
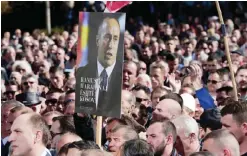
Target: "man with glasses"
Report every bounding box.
[45,90,63,112]
[132,85,151,108]
[4,80,20,100]
[207,72,222,100]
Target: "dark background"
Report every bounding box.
[1,1,246,36]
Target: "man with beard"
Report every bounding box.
[235,65,247,99]
[146,119,179,156]
[172,115,200,156]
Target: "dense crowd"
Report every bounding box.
[1,2,247,156]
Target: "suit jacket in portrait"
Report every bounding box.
[76,60,122,118]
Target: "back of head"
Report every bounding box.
[80,149,105,156]
[122,139,153,156]
[172,114,199,138]
[160,93,183,110]
[56,132,82,152]
[202,129,240,156]
[28,113,51,146]
[52,115,75,134]
[68,140,100,151]
[190,151,215,156]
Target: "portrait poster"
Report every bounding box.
[75,12,126,118]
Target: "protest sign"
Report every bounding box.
[76,12,126,118]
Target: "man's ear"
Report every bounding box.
[223,148,231,156]
[189,133,196,143]
[166,134,173,145]
[34,130,43,144]
[241,122,247,135]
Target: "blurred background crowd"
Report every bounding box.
[1,1,247,156]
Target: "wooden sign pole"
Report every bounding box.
[96,116,102,148]
[215,1,238,101]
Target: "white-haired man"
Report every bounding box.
[136,73,152,90]
[172,114,200,156]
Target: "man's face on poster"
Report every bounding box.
[97,18,120,68]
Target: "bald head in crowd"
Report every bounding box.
[153,98,182,120]
[202,129,240,156]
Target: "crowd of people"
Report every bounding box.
[1,2,247,156]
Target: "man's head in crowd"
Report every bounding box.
[1,100,23,138]
[206,56,220,73]
[123,60,138,90]
[9,72,22,85]
[235,64,247,86]
[108,125,138,155]
[135,73,152,89]
[121,90,135,116]
[97,17,120,68]
[45,90,62,112]
[9,113,51,156]
[65,140,100,156]
[33,50,45,64]
[2,46,16,63]
[121,139,153,156]
[49,66,65,90]
[12,60,33,76]
[172,114,200,156]
[64,100,75,116]
[140,45,152,62]
[38,60,51,75]
[221,100,247,155]
[4,80,20,100]
[150,60,169,89]
[6,105,33,137]
[153,93,183,120]
[202,129,240,156]
[147,120,176,156]
[207,72,222,94]
[166,53,180,73]
[21,73,39,93]
[151,87,169,109]
[208,40,219,53]
[166,36,176,53]
[50,115,75,148]
[138,61,147,74]
[132,84,151,108]
[56,132,82,153]
[42,111,62,128]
